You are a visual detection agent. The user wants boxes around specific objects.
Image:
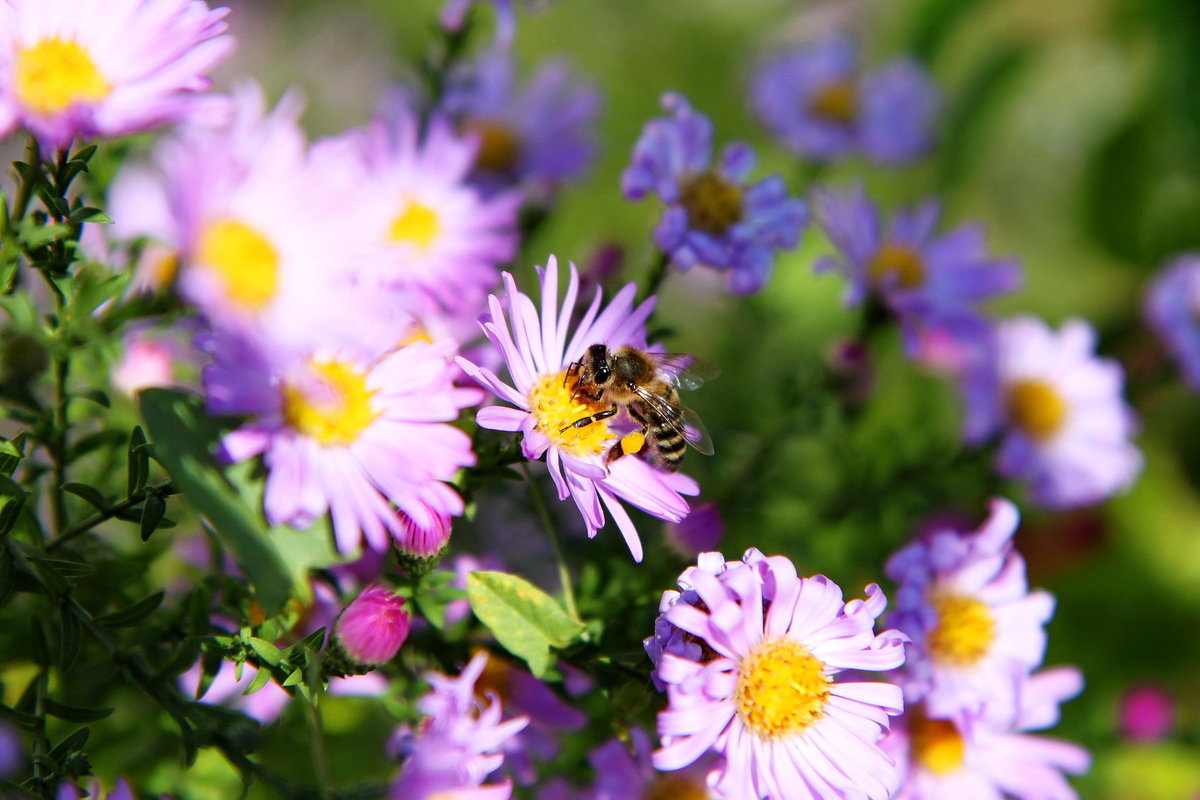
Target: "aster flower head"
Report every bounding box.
[333,585,411,668]
[0,0,235,151]
[646,548,908,800]
[455,256,700,562]
[1145,253,1200,391]
[622,92,808,294]
[814,183,1021,353]
[960,316,1142,509]
[750,36,939,165]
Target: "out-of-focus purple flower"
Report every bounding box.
[334,586,411,668]
[0,0,235,151]
[445,553,505,627]
[622,93,807,295]
[1118,683,1174,743]
[56,778,136,800]
[111,321,201,397]
[588,726,721,800]
[183,659,291,724]
[814,183,1020,355]
[646,548,908,800]
[0,723,22,777]
[664,500,723,556]
[440,0,516,45]
[455,257,699,562]
[750,36,939,165]
[1145,253,1200,391]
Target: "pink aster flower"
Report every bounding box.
[334,586,411,668]
[455,256,700,562]
[646,548,908,800]
[0,0,235,151]
[885,499,1054,725]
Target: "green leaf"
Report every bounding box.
[0,703,40,730]
[47,727,90,763]
[61,482,106,511]
[43,699,113,723]
[72,388,110,409]
[127,426,149,497]
[67,207,111,225]
[0,435,25,476]
[96,590,164,628]
[139,491,166,541]
[243,663,273,696]
[58,603,80,670]
[246,637,282,667]
[0,545,13,608]
[66,429,124,464]
[414,570,464,631]
[466,571,585,677]
[281,667,304,687]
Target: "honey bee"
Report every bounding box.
[562,344,716,472]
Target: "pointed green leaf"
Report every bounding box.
[0,703,40,730]
[281,667,304,687]
[467,571,585,677]
[127,426,149,497]
[139,491,166,541]
[243,663,273,696]
[95,590,164,628]
[61,482,106,511]
[58,603,80,670]
[43,699,113,723]
[247,637,282,667]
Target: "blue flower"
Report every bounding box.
[1145,253,1200,391]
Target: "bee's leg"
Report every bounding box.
[559,405,619,433]
[606,406,652,465]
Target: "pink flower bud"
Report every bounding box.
[1119,684,1174,742]
[334,586,411,667]
[396,505,453,560]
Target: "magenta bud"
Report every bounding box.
[334,586,411,667]
[396,506,453,560]
[1119,683,1174,743]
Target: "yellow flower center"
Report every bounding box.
[928,593,995,666]
[148,250,179,289]
[911,713,967,775]
[1007,379,1068,441]
[808,80,859,126]
[473,650,513,701]
[281,359,380,446]
[195,219,280,312]
[680,170,744,236]
[869,243,925,289]
[462,118,522,174]
[642,774,709,800]
[389,200,441,251]
[528,370,614,458]
[15,38,112,115]
[735,637,830,740]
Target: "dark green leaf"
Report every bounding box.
[67,429,124,463]
[72,388,110,409]
[0,435,25,476]
[43,699,112,723]
[67,207,111,225]
[0,545,13,608]
[0,703,40,730]
[96,590,164,628]
[127,426,149,497]
[26,557,69,597]
[467,571,586,677]
[61,482,106,511]
[68,144,97,165]
[32,558,92,579]
[47,727,90,764]
[58,603,80,670]
[30,619,50,665]
[140,492,167,542]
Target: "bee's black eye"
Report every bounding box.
[594,365,611,382]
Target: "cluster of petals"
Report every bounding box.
[456,256,700,562]
[622,92,808,294]
[0,0,235,151]
[1144,252,1200,391]
[587,726,719,800]
[750,35,939,165]
[646,548,908,800]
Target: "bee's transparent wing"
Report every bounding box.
[631,384,715,456]
[648,353,720,392]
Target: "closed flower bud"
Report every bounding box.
[333,586,410,669]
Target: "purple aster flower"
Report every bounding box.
[1145,253,1200,391]
[750,36,939,165]
[56,778,136,800]
[622,92,808,294]
[646,548,908,800]
[440,0,516,45]
[958,316,1143,509]
[455,256,700,562]
[814,183,1021,354]
[333,585,411,668]
[885,498,1055,725]
[588,726,721,800]
[1118,683,1175,743]
[183,658,292,724]
[0,0,235,152]
[390,651,529,800]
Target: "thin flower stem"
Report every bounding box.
[49,293,70,536]
[637,249,671,306]
[9,136,41,224]
[304,692,333,799]
[46,479,175,551]
[519,462,579,620]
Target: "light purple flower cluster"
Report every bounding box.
[883,499,1091,799]
[622,92,808,294]
[1145,253,1200,391]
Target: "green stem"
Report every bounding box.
[519,462,579,620]
[637,249,671,306]
[46,479,175,551]
[9,136,41,225]
[48,297,69,536]
[303,694,332,799]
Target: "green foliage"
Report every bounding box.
[467,571,586,676]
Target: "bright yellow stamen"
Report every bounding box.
[1007,379,1068,441]
[869,243,925,289]
[642,774,710,800]
[389,200,440,251]
[619,430,646,456]
[196,219,280,312]
[528,370,614,458]
[735,637,830,739]
[928,593,995,666]
[463,118,522,174]
[911,713,967,775]
[808,80,859,126]
[15,38,111,115]
[281,359,379,446]
[680,170,744,236]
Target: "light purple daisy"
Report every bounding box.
[750,36,939,165]
[588,726,721,800]
[454,256,700,562]
[621,92,808,295]
[960,316,1143,509]
[646,548,908,800]
[814,182,1021,353]
[390,651,529,800]
[0,0,235,151]
[1145,253,1200,391]
[885,499,1055,725]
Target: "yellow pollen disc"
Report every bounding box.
[149,251,179,289]
[281,359,380,446]
[619,430,646,456]
[735,637,830,740]
[928,593,996,666]
[463,118,522,174]
[473,650,513,701]
[642,774,709,800]
[808,80,859,126]
[1007,379,1068,441]
[389,200,441,251]
[196,219,280,312]
[680,170,744,236]
[528,370,614,458]
[15,38,112,115]
[911,713,967,775]
[868,243,926,289]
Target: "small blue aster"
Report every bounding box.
[621,92,808,294]
[1145,253,1200,392]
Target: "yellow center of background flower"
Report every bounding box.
[528,370,614,457]
[473,650,513,701]
[808,80,859,126]
[642,774,709,800]
[282,359,379,446]
[463,118,522,174]
[911,713,966,775]
[15,38,112,115]
[680,171,744,236]
[196,219,280,312]
[869,243,925,289]
[735,637,830,739]
[928,592,995,666]
[389,200,440,251]
[149,251,180,289]
[1007,379,1067,441]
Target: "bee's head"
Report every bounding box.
[587,343,612,383]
